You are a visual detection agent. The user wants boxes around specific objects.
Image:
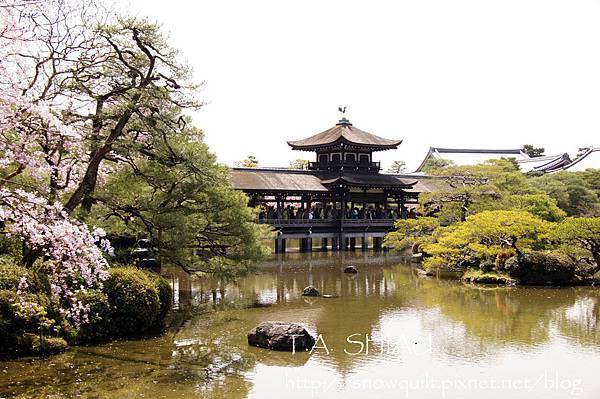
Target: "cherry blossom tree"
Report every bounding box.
[0,0,112,327]
[0,0,265,330]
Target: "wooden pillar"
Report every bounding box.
[321,238,328,251]
[363,189,368,220]
[373,237,383,250]
[361,235,368,250]
[398,197,407,219]
[331,237,339,252]
[341,234,348,251]
[349,237,356,251]
[275,236,286,253]
[300,238,310,252]
[341,188,347,221]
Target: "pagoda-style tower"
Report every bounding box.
[286,117,412,197]
[287,117,402,172]
[230,115,422,253]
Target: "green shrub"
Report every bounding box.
[0,289,62,355]
[16,333,68,355]
[0,236,22,260]
[76,289,112,343]
[2,263,174,350]
[103,267,162,336]
[0,258,25,290]
[0,257,47,293]
[78,269,172,340]
[479,260,495,273]
[146,272,173,330]
[0,290,19,350]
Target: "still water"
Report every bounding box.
[1,252,600,398]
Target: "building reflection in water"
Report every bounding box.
[161,251,407,310]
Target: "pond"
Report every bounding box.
[1,252,600,398]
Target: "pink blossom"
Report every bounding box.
[0,189,111,328]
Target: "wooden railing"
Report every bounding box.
[258,218,396,228]
[259,219,337,227]
[342,219,395,226]
[308,161,381,171]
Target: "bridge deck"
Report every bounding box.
[258,218,400,253]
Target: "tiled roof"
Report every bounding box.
[415,147,530,172]
[560,147,600,172]
[231,168,328,192]
[231,168,420,192]
[414,146,582,174]
[287,120,402,151]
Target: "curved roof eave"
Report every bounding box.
[287,122,403,150]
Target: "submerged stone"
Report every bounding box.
[417,268,434,277]
[247,321,315,351]
[343,265,358,274]
[302,285,320,296]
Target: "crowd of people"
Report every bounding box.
[257,204,417,221]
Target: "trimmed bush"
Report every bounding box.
[0,259,26,290]
[0,289,64,355]
[17,333,68,355]
[1,261,174,354]
[479,260,495,273]
[146,273,173,330]
[0,236,22,260]
[0,290,19,350]
[76,289,112,342]
[0,257,47,293]
[504,251,576,285]
[103,267,162,336]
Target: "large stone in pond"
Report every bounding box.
[344,265,358,274]
[248,321,315,351]
[302,285,320,296]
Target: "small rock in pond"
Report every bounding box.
[302,285,320,296]
[417,268,434,277]
[248,321,316,351]
[344,265,358,274]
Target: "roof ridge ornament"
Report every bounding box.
[337,106,352,126]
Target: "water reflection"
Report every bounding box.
[2,253,600,398]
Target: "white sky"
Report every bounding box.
[125,0,600,172]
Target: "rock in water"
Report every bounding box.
[302,285,320,296]
[248,321,315,351]
[504,252,576,285]
[417,268,434,277]
[344,265,358,274]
